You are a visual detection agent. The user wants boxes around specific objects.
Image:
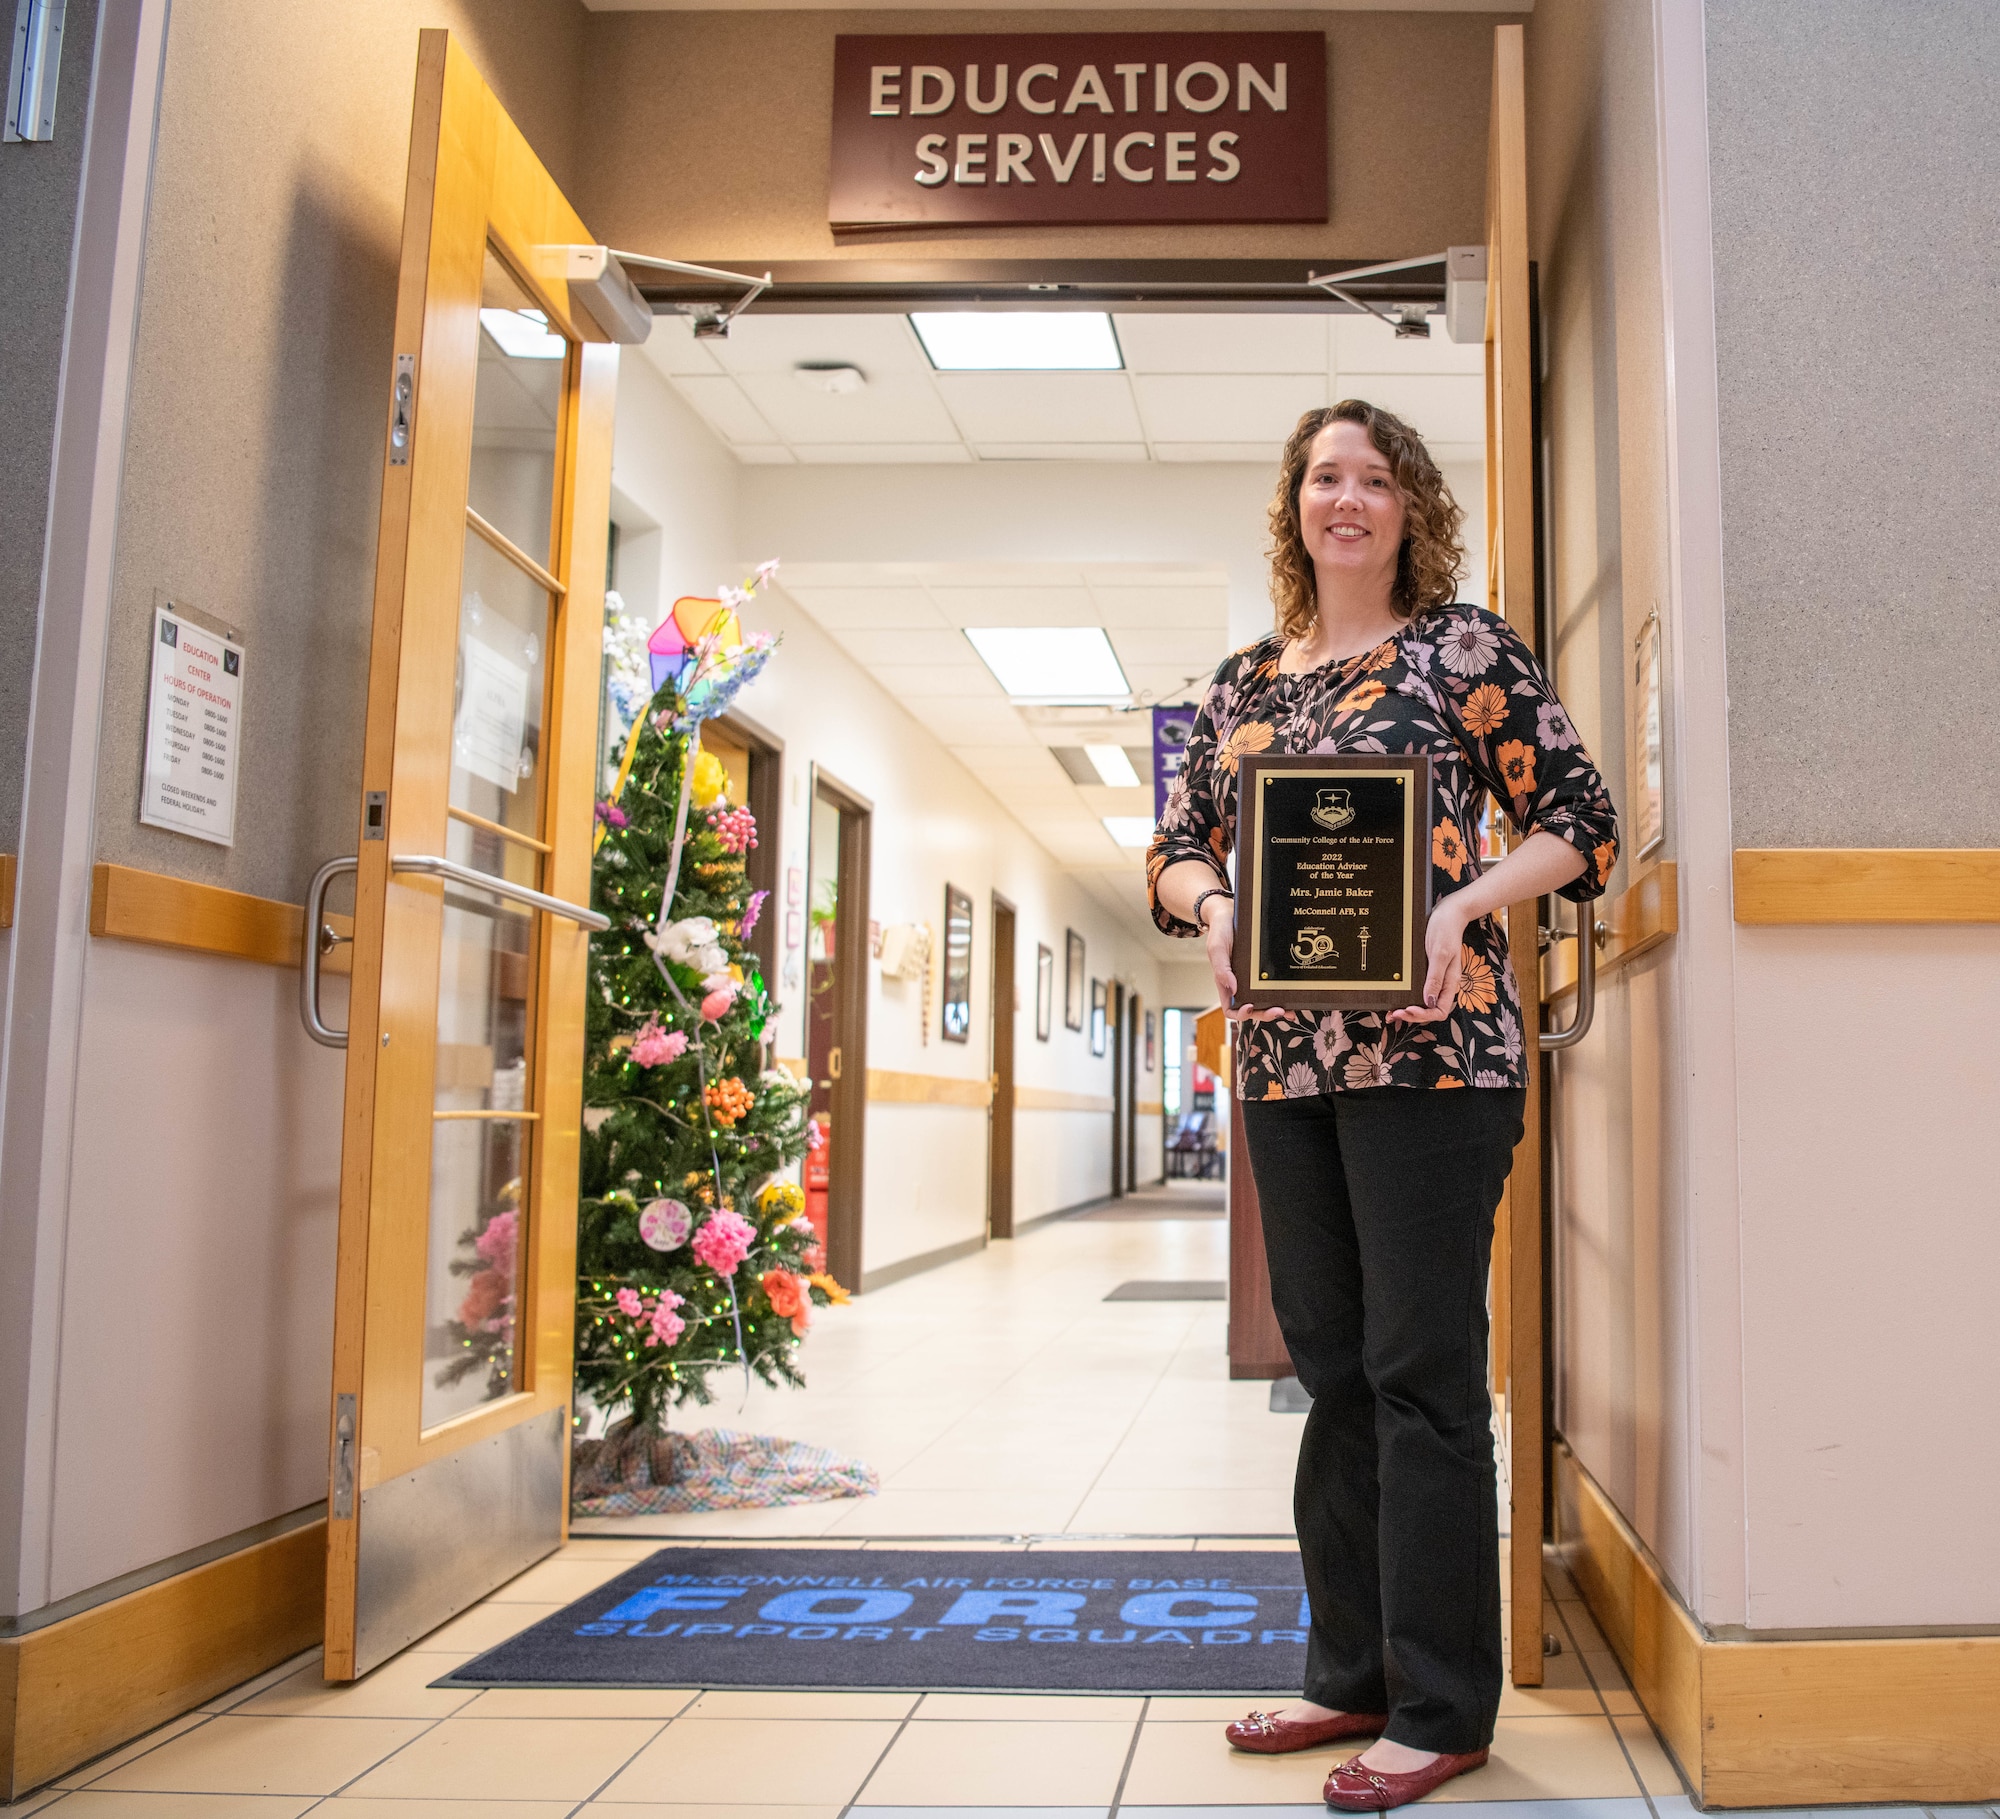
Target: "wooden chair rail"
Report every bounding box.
[88,862,351,971]
[1733,848,2000,923]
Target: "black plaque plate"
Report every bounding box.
[1232,753,1432,1012]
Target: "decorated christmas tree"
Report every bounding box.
[573,566,842,1459]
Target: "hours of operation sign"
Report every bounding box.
[141,605,243,846]
[829,32,1326,229]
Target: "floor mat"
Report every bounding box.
[441,1546,1307,1693]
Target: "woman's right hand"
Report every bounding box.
[1201,896,1286,1023]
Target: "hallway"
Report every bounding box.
[5,1206,1689,1817]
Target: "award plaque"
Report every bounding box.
[1232,752,1433,1012]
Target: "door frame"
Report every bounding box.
[710,708,784,1000]
[808,764,871,1290]
[1484,19,1547,1685]
[1109,981,1126,1198]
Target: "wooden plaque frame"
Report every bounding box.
[1232,751,1432,1013]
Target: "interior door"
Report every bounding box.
[323,30,617,1680]
[1484,20,1545,1685]
[988,896,1016,1239]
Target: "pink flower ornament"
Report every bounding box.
[690,1208,757,1277]
[615,1286,643,1318]
[638,1198,692,1252]
[629,1021,688,1068]
[645,1290,686,1348]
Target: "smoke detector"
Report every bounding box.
[795,363,866,394]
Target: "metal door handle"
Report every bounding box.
[391,853,610,930]
[302,856,358,1048]
[1538,898,1601,1051]
[828,1046,842,1080]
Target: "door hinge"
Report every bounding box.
[332,1393,357,1519]
[388,354,415,466]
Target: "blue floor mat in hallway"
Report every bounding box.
[441,1547,1308,1693]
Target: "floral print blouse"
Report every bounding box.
[1146,605,1618,1099]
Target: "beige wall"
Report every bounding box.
[573,6,1521,263]
[95,0,588,904]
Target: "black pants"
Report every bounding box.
[1241,1085,1525,1754]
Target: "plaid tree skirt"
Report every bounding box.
[572,1425,878,1516]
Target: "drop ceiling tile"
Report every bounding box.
[902,697,1031,742]
[735,371,962,445]
[788,587,947,629]
[1080,560,1227,583]
[639,315,723,376]
[1335,372,1485,445]
[1110,627,1231,667]
[1112,312,1329,375]
[834,627,973,665]
[1088,586,1231,628]
[705,312,931,377]
[1333,312,1486,376]
[669,375,780,445]
[935,373,1144,442]
[868,662,1006,698]
[914,561,1090,588]
[948,739,1066,763]
[1077,784,1155,813]
[926,586,1097,626]
[782,561,930,589]
[974,443,1150,462]
[792,444,974,464]
[1151,441,1284,464]
[1133,372,1325,443]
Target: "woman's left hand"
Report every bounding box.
[1387,896,1471,1026]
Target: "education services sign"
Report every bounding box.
[829,32,1327,230]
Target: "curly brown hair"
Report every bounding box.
[1266,399,1467,637]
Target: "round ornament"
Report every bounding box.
[638,1198,692,1252]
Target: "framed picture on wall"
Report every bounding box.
[1035,944,1054,1041]
[1090,979,1107,1057]
[941,884,973,1042]
[1064,929,1085,1031]
[1145,1008,1156,1071]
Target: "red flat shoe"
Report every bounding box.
[1322,1746,1489,1809]
[1224,1708,1389,1754]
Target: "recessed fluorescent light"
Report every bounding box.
[481,307,565,359]
[912,311,1122,371]
[1085,744,1142,788]
[1102,816,1157,848]
[964,627,1131,704]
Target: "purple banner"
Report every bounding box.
[1152,704,1197,819]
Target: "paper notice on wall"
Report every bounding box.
[141,606,243,846]
[454,632,529,792]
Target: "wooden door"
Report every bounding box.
[325,31,617,1679]
[988,897,1016,1238]
[810,770,871,1291]
[1484,19,1545,1685]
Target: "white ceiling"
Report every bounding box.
[774,558,1231,955]
[640,308,1485,469]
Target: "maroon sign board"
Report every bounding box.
[829,33,1326,231]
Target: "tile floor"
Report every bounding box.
[13,1200,1987,1817]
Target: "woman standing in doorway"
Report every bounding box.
[1147,402,1616,1811]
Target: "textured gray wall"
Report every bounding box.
[0,0,100,852]
[1707,0,2000,846]
[95,0,586,903]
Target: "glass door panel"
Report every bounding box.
[424,882,536,1429]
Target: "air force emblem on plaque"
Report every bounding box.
[1311,787,1356,832]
